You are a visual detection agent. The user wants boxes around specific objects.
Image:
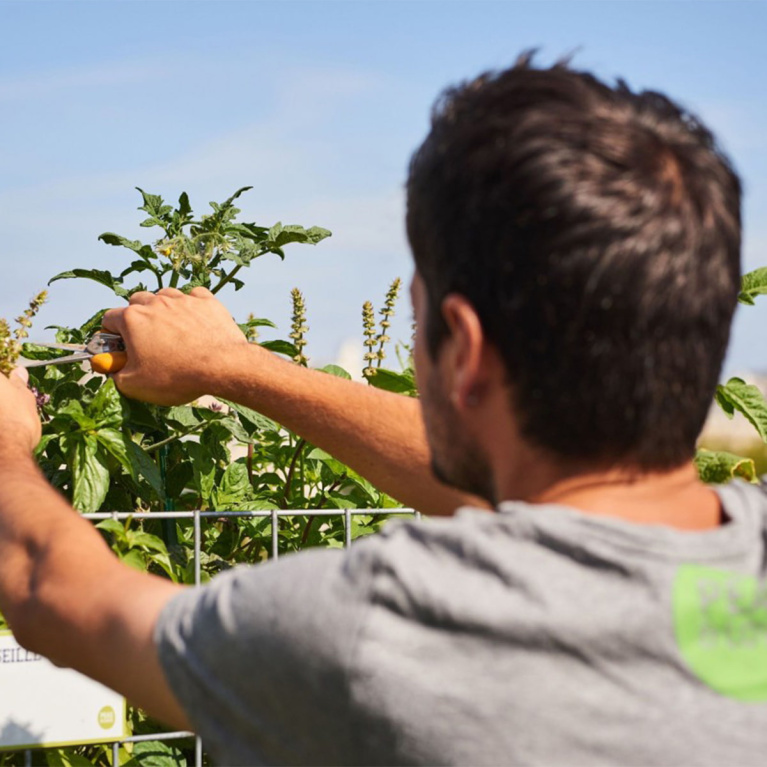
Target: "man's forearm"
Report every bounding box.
[100,287,488,515]
[210,344,488,516]
[0,453,188,728]
[0,454,123,656]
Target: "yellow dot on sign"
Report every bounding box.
[98,705,116,730]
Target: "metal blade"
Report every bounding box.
[18,353,91,368]
[27,342,88,352]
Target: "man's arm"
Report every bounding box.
[0,370,189,730]
[103,288,489,516]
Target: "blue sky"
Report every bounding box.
[1,0,765,375]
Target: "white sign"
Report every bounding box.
[0,630,126,750]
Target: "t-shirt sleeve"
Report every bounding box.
[154,547,373,766]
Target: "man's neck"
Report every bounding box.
[515,463,722,531]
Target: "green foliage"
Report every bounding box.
[694,449,757,484]
[715,378,767,443]
[366,367,417,397]
[738,266,767,306]
[2,186,409,764]
[49,187,331,297]
[697,270,767,484]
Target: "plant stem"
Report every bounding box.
[279,438,306,508]
[158,445,179,550]
[169,269,180,289]
[211,265,243,295]
[145,424,205,454]
[300,474,346,545]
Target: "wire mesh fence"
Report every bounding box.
[15,507,419,767]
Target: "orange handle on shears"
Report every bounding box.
[90,351,128,375]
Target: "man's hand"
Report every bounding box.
[0,368,42,456]
[102,287,249,406]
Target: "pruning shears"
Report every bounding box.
[19,333,127,375]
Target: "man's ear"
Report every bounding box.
[440,294,489,410]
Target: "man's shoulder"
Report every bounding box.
[716,478,767,521]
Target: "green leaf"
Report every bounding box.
[303,225,332,244]
[72,437,110,513]
[237,316,277,337]
[222,461,251,494]
[201,422,231,464]
[125,740,186,767]
[318,364,352,380]
[34,433,57,458]
[136,187,173,223]
[51,381,83,409]
[237,221,269,239]
[177,191,192,218]
[209,186,252,220]
[120,548,148,572]
[144,548,176,581]
[694,448,757,484]
[165,405,202,430]
[126,400,163,432]
[57,400,97,431]
[165,459,193,500]
[48,268,129,299]
[120,259,155,279]
[307,447,347,476]
[126,440,165,500]
[96,427,133,473]
[220,399,278,433]
[98,233,157,263]
[216,414,254,444]
[260,339,299,358]
[89,379,128,428]
[80,308,109,338]
[213,462,252,510]
[266,223,331,250]
[127,282,150,297]
[715,377,767,442]
[366,367,418,396]
[96,517,129,543]
[186,441,216,503]
[183,274,212,292]
[127,529,170,553]
[738,267,767,305]
[45,748,97,767]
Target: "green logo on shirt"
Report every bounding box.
[674,564,767,702]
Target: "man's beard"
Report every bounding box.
[422,369,496,506]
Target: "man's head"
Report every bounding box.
[407,52,741,494]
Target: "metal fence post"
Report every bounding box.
[271,509,279,559]
[194,510,201,588]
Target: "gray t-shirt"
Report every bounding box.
[155,481,767,766]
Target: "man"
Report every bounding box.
[1,53,765,765]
